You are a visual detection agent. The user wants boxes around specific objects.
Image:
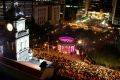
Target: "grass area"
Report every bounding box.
[88,43,120,69]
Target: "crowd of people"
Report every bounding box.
[32,48,120,80]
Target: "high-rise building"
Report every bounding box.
[112,0,120,25]
[33,0,60,25]
[64,0,83,20]
[18,0,33,20]
[0,1,4,19]
[51,5,60,24]
[59,0,65,20]
[33,5,48,25]
[76,0,87,19]
[33,0,52,5]
[115,0,120,20]
[0,0,33,20]
[88,0,112,12]
[33,0,65,5]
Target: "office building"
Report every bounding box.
[88,0,112,12]
[33,1,60,25]
[64,0,83,20]
[33,5,48,25]
[0,0,33,20]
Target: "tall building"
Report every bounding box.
[60,0,65,4]
[0,1,4,19]
[33,0,52,5]
[18,0,33,20]
[64,0,83,20]
[59,0,65,20]
[33,0,64,4]
[0,0,33,20]
[33,1,60,25]
[50,5,60,24]
[112,0,120,25]
[76,0,87,19]
[88,0,112,12]
[115,0,120,22]
[33,5,48,25]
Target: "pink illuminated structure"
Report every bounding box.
[58,36,75,54]
[59,36,74,43]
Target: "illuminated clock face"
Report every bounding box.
[7,23,13,31]
[17,23,24,31]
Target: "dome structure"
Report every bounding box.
[6,2,24,20]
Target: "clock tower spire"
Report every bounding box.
[4,1,32,61]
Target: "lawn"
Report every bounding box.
[88,43,120,69]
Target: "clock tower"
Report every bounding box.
[4,1,32,61]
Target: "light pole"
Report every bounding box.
[77,40,86,60]
[48,41,49,54]
[48,34,50,54]
[78,40,82,44]
[77,40,83,54]
[44,42,49,54]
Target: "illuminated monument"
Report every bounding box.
[3,1,32,61]
[58,36,75,54]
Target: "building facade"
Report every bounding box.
[64,0,83,20]
[87,0,112,12]
[0,0,33,20]
[33,5,48,25]
[33,3,60,25]
[0,1,32,61]
[51,5,60,25]
[112,0,120,25]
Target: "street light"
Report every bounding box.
[52,46,56,50]
[48,42,49,54]
[44,42,49,54]
[78,40,87,61]
[77,40,83,54]
[92,41,96,44]
[78,40,82,44]
[77,40,85,57]
[44,43,47,47]
[48,33,50,54]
